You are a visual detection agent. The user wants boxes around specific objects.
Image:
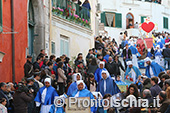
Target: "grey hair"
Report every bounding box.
[143,89,152,97]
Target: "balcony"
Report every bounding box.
[52,0,91,29]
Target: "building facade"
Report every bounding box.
[98,0,170,44]
[0,0,49,82]
[50,0,98,61]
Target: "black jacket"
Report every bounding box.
[24,60,33,78]
[0,89,9,107]
[33,62,40,71]
[162,48,170,58]
[113,60,125,75]
[105,61,115,75]
[123,49,132,59]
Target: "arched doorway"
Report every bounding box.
[126,13,134,29]
[28,0,35,57]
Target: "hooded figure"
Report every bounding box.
[125,61,141,83]
[129,43,140,68]
[97,70,120,96]
[94,61,110,83]
[70,80,95,112]
[66,73,87,96]
[155,45,163,66]
[144,57,165,78]
[34,78,59,113]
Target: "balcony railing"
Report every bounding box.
[52,0,91,29]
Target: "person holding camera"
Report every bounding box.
[13,82,33,113]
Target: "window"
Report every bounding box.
[163,17,168,29]
[51,42,55,54]
[141,16,147,23]
[0,0,2,32]
[101,12,122,28]
[60,36,69,56]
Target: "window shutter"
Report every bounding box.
[141,16,146,23]
[51,42,55,54]
[101,12,106,26]
[163,17,168,29]
[115,13,122,28]
[0,0,2,32]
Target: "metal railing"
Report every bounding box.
[52,0,91,28]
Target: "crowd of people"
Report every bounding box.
[1,30,170,113]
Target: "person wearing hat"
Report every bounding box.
[34,78,59,113]
[94,61,110,83]
[162,42,170,69]
[144,57,165,78]
[97,70,120,97]
[24,55,34,78]
[67,73,87,96]
[124,61,141,83]
[70,80,95,112]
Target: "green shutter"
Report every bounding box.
[0,0,2,32]
[101,12,106,26]
[141,16,146,23]
[163,17,168,29]
[51,42,55,54]
[115,13,122,28]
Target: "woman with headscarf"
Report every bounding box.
[70,80,95,112]
[97,70,120,97]
[94,61,110,83]
[67,73,87,96]
[34,78,59,113]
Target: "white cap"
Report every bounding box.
[44,78,51,85]
[127,61,133,66]
[99,61,105,68]
[73,73,82,81]
[76,80,85,89]
[144,57,152,62]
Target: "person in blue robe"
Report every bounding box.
[146,49,153,58]
[94,61,110,83]
[103,54,110,63]
[70,80,95,112]
[129,44,140,68]
[97,70,120,96]
[124,61,141,83]
[34,78,59,113]
[49,94,67,113]
[67,73,87,96]
[144,57,165,78]
[49,105,64,113]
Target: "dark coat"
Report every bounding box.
[150,84,162,97]
[105,61,115,75]
[123,49,132,59]
[33,62,40,71]
[159,99,170,113]
[113,60,125,75]
[87,64,98,75]
[13,92,33,113]
[0,89,9,107]
[24,60,33,78]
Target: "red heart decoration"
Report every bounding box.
[141,22,155,33]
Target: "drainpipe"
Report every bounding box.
[11,0,15,83]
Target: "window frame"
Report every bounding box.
[163,17,168,29]
[60,36,69,56]
[141,16,147,23]
[101,11,122,28]
[51,41,56,54]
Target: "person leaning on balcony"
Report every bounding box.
[82,0,91,18]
